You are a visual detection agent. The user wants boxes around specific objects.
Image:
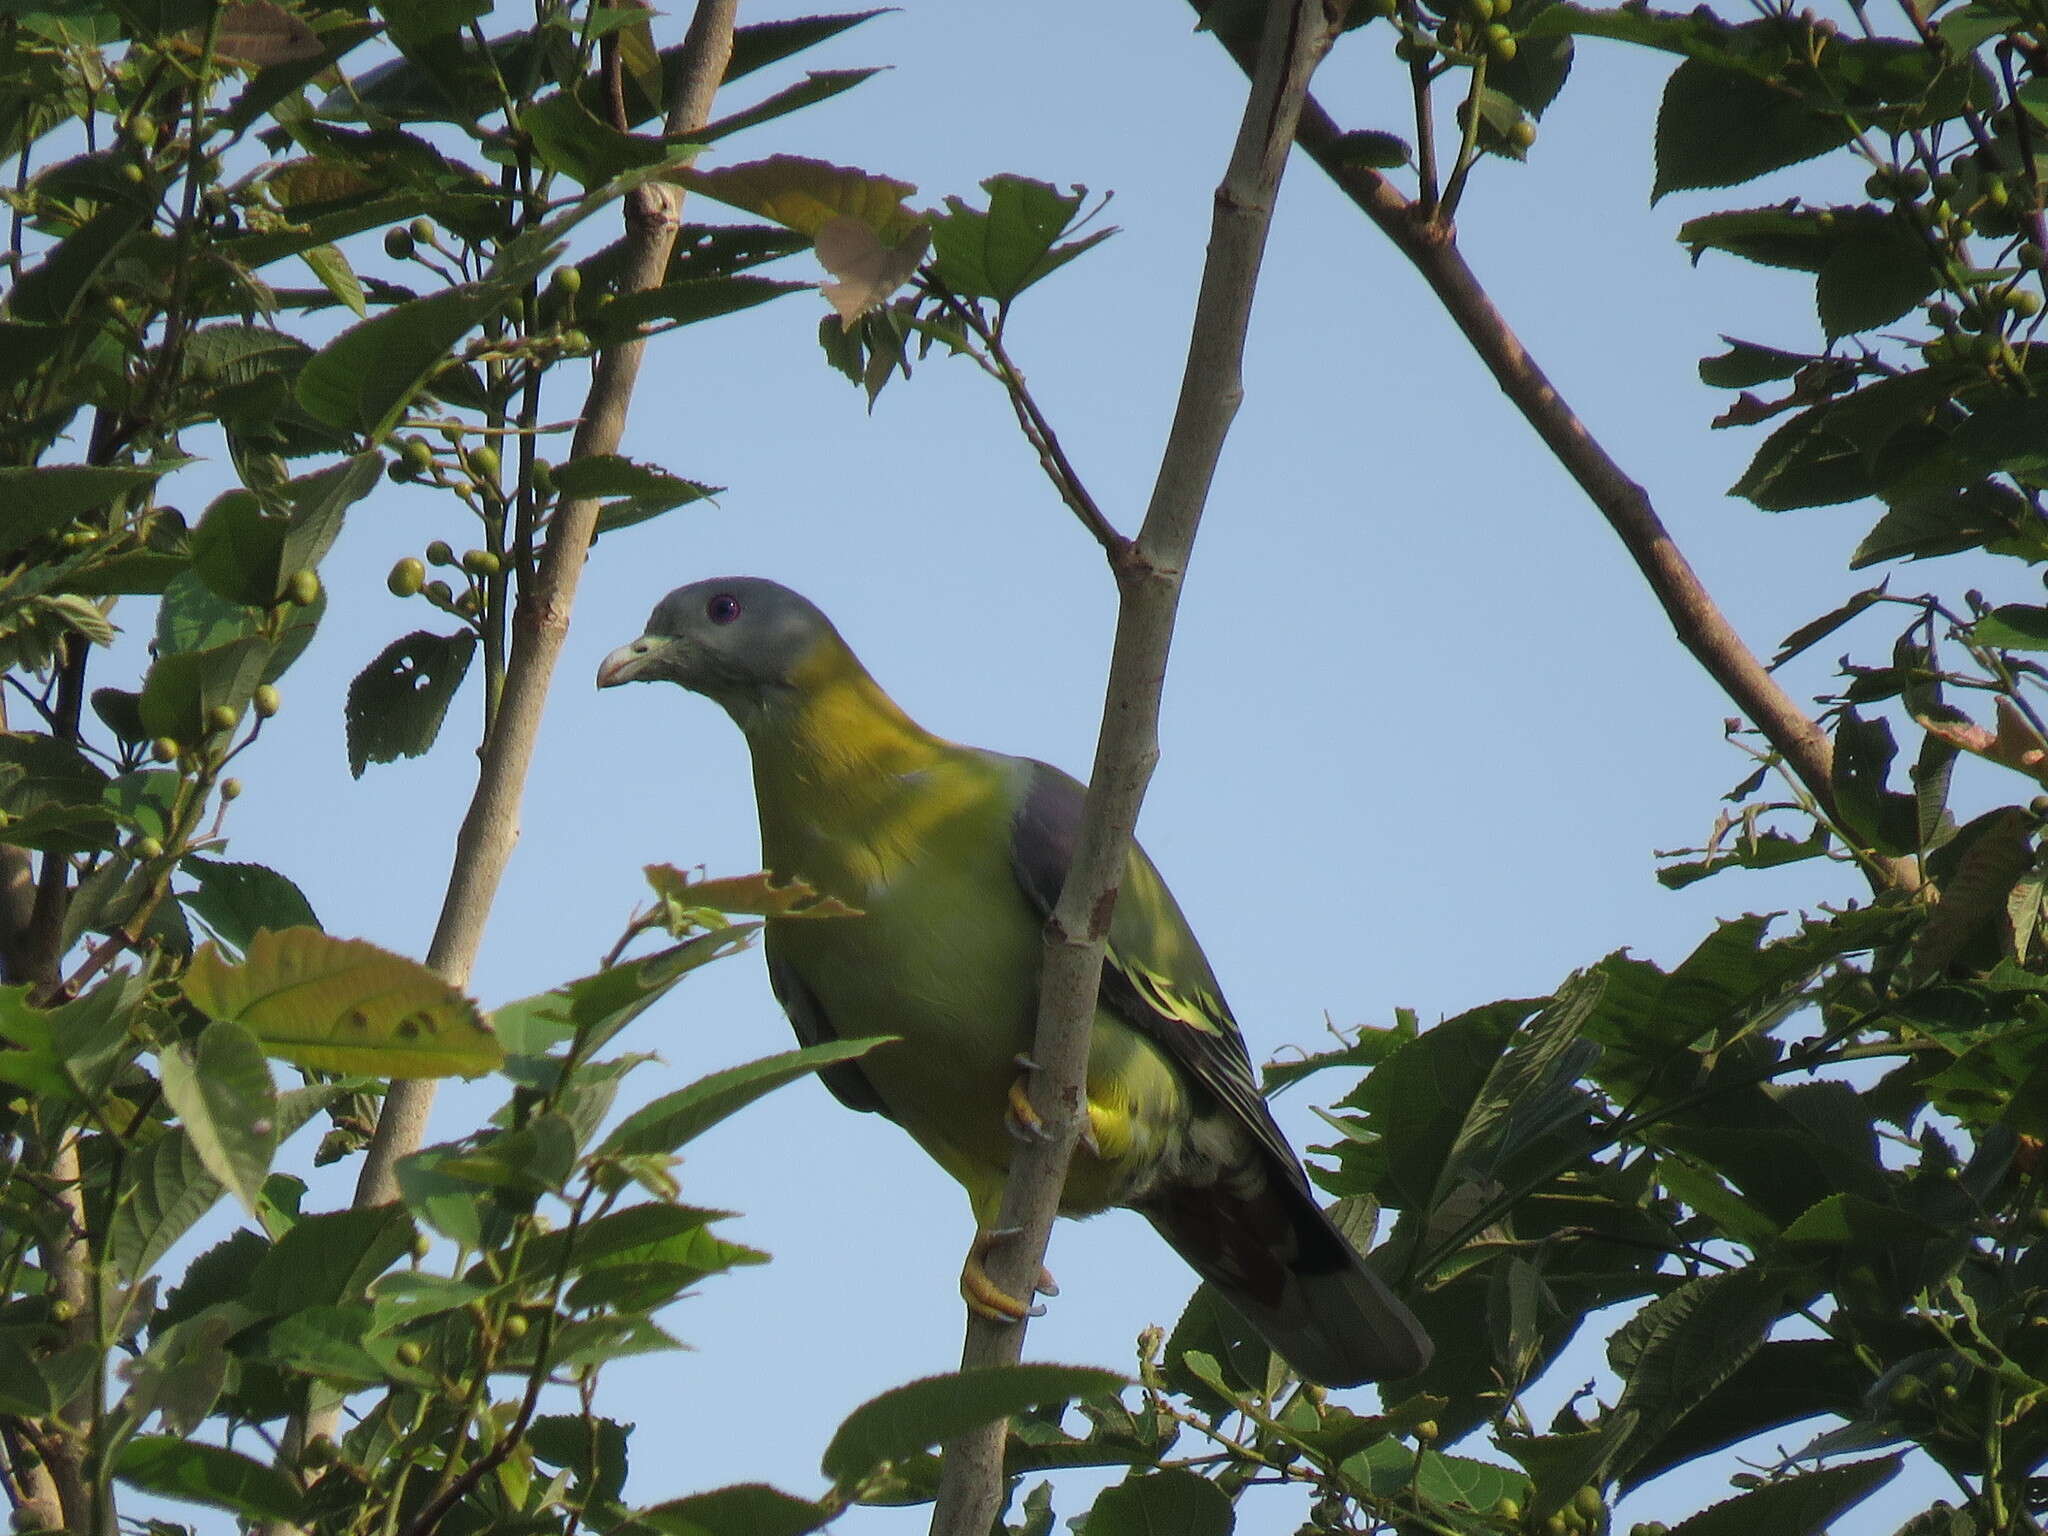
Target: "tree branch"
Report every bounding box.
[353,0,740,1210]
[1197,15,1921,895]
[926,4,1347,1532]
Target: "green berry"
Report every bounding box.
[286,568,320,606]
[120,162,145,185]
[1494,1497,1522,1520]
[220,778,242,801]
[49,1299,77,1324]
[410,1232,432,1259]
[469,443,500,479]
[1573,1486,1605,1521]
[1414,1420,1439,1441]
[388,557,426,597]
[426,539,454,566]
[150,737,179,763]
[1899,168,1930,198]
[384,226,415,260]
[253,684,281,719]
[2011,287,2042,317]
[1489,30,1517,59]
[560,329,591,353]
[530,459,555,493]
[133,836,164,861]
[408,217,434,243]
[395,1340,425,1366]
[1508,119,1538,150]
[403,437,435,472]
[503,1313,529,1338]
[550,264,582,295]
[1544,1516,1570,1536]
[424,579,453,606]
[461,548,500,577]
[205,703,239,734]
[130,114,157,148]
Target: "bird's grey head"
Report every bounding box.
[596,577,844,717]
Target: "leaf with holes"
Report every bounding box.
[182,928,500,1077]
[344,629,477,777]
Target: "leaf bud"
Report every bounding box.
[383,226,415,261]
[388,557,426,597]
[550,264,582,295]
[151,736,179,763]
[426,540,455,566]
[286,568,320,607]
[253,684,281,719]
[205,703,240,734]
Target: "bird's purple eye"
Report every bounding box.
[706,592,742,625]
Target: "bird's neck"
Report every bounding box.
[742,649,950,899]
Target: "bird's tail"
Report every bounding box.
[1141,1173,1432,1388]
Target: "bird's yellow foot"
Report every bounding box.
[1004,1055,1106,1159]
[1005,1056,1047,1143]
[961,1226,1059,1323]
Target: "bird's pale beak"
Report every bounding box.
[597,635,668,689]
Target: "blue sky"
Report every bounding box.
[122,0,2012,1528]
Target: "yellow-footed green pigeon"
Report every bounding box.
[598,577,1431,1385]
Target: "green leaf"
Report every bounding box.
[183,928,500,1078]
[1731,407,1876,511]
[1816,216,1937,336]
[114,1437,304,1522]
[1607,1269,1787,1487]
[821,1365,1125,1485]
[1666,1456,1901,1535]
[929,175,1117,307]
[1771,584,1888,667]
[246,1203,415,1316]
[268,1304,386,1385]
[345,629,477,777]
[1970,603,2048,650]
[0,730,115,853]
[181,856,321,955]
[1852,480,2039,568]
[301,242,367,317]
[494,930,750,1061]
[596,1036,892,1158]
[395,1145,487,1247]
[677,154,922,241]
[522,90,699,186]
[635,1483,832,1536]
[109,1128,228,1280]
[156,1021,278,1219]
[296,284,505,440]
[584,275,806,345]
[1085,1469,1233,1536]
[0,462,190,556]
[548,454,721,536]
[700,69,882,143]
[365,1270,490,1332]
[724,12,888,84]
[1700,336,1815,388]
[1655,59,1858,199]
[1832,706,1920,854]
[138,636,272,744]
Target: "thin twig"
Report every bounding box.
[1195,11,1920,896]
[926,3,1347,1532]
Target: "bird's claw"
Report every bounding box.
[961,1227,1059,1322]
[1005,1072,1048,1144]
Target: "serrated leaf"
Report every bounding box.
[156,1021,278,1218]
[821,1365,1125,1485]
[645,865,861,919]
[114,1438,303,1522]
[180,856,321,955]
[1655,59,1856,199]
[1666,1456,1901,1535]
[296,284,505,440]
[635,1483,832,1536]
[0,461,192,556]
[345,629,477,776]
[677,153,921,241]
[1085,1469,1233,1536]
[182,928,500,1077]
[816,215,930,329]
[597,1037,891,1158]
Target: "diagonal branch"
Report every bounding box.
[1197,15,1920,896]
[926,3,1350,1532]
[353,0,741,1210]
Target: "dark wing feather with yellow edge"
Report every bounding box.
[1007,760,1433,1386]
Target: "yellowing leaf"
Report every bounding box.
[816,215,931,330]
[674,154,922,241]
[182,928,501,1078]
[644,865,861,920]
[213,1,324,66]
